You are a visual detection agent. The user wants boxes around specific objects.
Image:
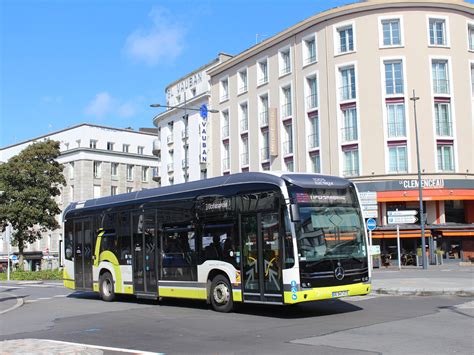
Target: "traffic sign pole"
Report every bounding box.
[6,224,11,282]
[396,225,401,270]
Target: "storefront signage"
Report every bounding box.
[167,71,204,98]
[269,107,278,156]
[199,104,208,163]
[399,178,444,190]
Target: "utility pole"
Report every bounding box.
[410,90,428,269]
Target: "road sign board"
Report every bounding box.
[388,216,418,224]
[360,192,378,219]
[10,255,18,261]
[200,104,208,118]
[369,245,381,255]
[387,210,417,217]
[367,218,377,231]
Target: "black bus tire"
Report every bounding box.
[99,271,116,302]
[210,274,234,313]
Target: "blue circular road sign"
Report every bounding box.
[200,104,208,118]
[10,255,18,261]
[367,218,377,231]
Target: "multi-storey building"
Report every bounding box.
[0,124,159,270]
[152,54,232,186]
[207,0,474,261]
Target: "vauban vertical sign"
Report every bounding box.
[199,104,208,163]
[269,107,279,156]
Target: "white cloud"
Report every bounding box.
[84,92,139,119]
[124,6,186,66]
[84,92,114,118]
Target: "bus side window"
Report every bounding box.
[282,209,295,268]
[64,220,74,260]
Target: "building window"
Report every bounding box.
[258,58,268,85]
[93,161,101,178]
[388,145,407,173]
[126,187,133,193]
[241,136,249,166]
[381,19,401,46]
[340,66,356,101]
[337,25,354,53]
[469,24,474,51]
[308,113,319,149]
[221,110,229,138]
[142,167,149,182]
[222,142,230,171]
[111,163,119,179]
[303,35,317,65]
[122,144,129,153]
[432,60,449,94]
[279,48,291,76]
[435,102,452,137]
[259,94,269,127]
[200,169,207,180]
[70,185,75,201]
[429,18,447,46]
[387,103,406,138]
[93,185,101,199]
[137,146,144,155]
[385,60,404,95]
[471,64,474,94]
[310,153,321,173]
[220,78,229,102]
[240,102,248,132]
[286,159,294,172]
[437,144,454,171]
[343,149,359,177]
[69,162,74,179]
[89,140,97,149]
[127,165,134,181]
[238,69,248,94]
[111,186,118,196]
[283,123,293,155]
[341,107,358,142]
[281,86,292,118]
[306,76,318,110]
[107,142,114,151]
[261,130,270,161]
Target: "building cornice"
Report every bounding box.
[59,147,159,161]
[208,0,474,77]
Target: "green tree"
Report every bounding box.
[0,140,65,268]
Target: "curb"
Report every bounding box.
[17,281,44,285]
[373,288,474,297]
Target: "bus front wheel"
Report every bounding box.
[210,275,234,313]
[99,271,116,302]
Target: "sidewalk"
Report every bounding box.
[371,262,474,296]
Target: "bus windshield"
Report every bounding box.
[291,187,366,262]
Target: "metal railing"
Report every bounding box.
[385,80,404,95]
[241,153,249,166]
[239,84,248,93]
[167,163,174,173]
[260,111,269,126]
[220,93,229,102]
[222,158,230,171]
[181,128,188,140]
[258,74,268,85]
[283,141,293,155]
[221,125,229,138]
[341,126,358,142]
[340,85,356,101]
[343,169,359,177]
[152,139,161,155]
[261,147,270,161]
[307,134,319,149]
[167,135,174,145]
[307,94,318,110]
[281,63,291,76]
[281,103,292,118]
[436,121,453,137]
[304,55,316,65]
[240,119,248,132]
[387,122,406,138]
[182,159,188,169]
[433,79,450,94]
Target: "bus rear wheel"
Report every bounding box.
[210,275,234,313]
[99,271,116,302]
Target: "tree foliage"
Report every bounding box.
[0,140,66,263]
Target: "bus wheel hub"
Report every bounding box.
[213,283,229,304]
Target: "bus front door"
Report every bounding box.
[240,213,283,303]
[132,213,158,297]
[73,219,93,290]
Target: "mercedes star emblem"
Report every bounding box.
[334,265,345,280]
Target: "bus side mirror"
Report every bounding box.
[290,204,300,222]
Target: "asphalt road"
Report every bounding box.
[0,282,473,354]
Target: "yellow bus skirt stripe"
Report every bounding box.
[284,282,371,304]
[159,287,207,300]
[63,269,75,290]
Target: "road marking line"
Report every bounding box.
[53,294,69,298]
[37,297,52,300]
[0,285,25,289]
[45,339,163,354]
[0,293,24,314]
[25,300,39,303]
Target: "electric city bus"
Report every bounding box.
[62,172,371,312]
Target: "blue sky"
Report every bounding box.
[1,0,357,147]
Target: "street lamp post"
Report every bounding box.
[410,90,428,269]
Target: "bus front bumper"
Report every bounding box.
[284,282,371,304]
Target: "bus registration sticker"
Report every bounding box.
[332,290,349,298]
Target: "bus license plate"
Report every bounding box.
[332,290,349,298]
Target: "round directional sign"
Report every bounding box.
[10,255,18,261]
[366,218,377,231]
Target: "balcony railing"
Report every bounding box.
[240,119,248,132]
[241,153,249,166]
[281,103,292,118]
[385,80,404,95]
[222,157,230,171]
[283,141,293,155]
[308,134,319,149]
[220,93,229,102]
[167,163,174,173]
[239,84,248,93]
[281,64,291,76]
[343,169,359,177]
[152,139,161,155]
[261,147,270,161]
[258,74,268,85]
[307,94,318,110]
[182,159,189,169]
[222,125,229,138]
[167,135,174,145]
[339,85,356,101]
[433,79,450,94]
[341,126,358,142]
[152,167,161,182]
[304,55,316,65]
[181,128,188,140]
[436,121,453,137]
[387,122,406,138]
[260,111,269,126]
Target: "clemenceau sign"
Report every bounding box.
[399,178,444,189]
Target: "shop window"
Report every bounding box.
[444,200,465,223]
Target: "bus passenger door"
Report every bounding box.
[132,212,158,297]
[240,213,283,303]
[73,219,93,290]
